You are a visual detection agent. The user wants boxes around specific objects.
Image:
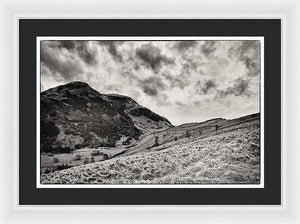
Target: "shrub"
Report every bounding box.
[41,143,55,153]
[83,157,89,165]
[122,137,132,145]
[56,164,72,171]
[174,137,178,141]
[74,144,81,149]
[154,136,159,146]
[59,147,72,153]
[91,151,100,156]
[185,131,190,138]
[90,157,95,163]
[215,125,219,132]
[99,151,104,156]
[74,154,81,161]
[43,168,51,174]
[102,153,109,160]
[53,157,59,163]
[249,143,259,152]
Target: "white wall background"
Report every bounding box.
[0,0,299,223]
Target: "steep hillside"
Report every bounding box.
[41,113,260,184]
[121,113,259,157]
[40,81,172,153]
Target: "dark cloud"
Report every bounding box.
[177,41,207,76]
[181,52,205,74]
[201,79,217,94]
[229,40,260,77]
[57,40,76,50]
[217,77,251,98]
[201,41,217,57]
[42,40,98,66]
[243,55,260,77]
[136,43,174,72]
[76,41,98,65]
[55,40,124,65]
[187,60,202,72]
[100,41,123,62]
[138,76,167,96]
[232,78,251,96]
[162,72,190,90]
[196,79,217,94]
[41,42,84,81]
[174,41,197,51]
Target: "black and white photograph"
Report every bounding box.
[38,37,263,186]
[0,3,288,221]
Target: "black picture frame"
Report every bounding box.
[19,19,281,205]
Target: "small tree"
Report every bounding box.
[83,157,89,165]
[102,153,109,160]
[91,150,99,156]
[74,154,81,161]
[215,124,219,132]
[185,131,191,138]
[154,136,159,146]
[90,157,95,163]
[174,136,178,141]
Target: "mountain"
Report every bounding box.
[40,81,173,153]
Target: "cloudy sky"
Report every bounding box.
[40,39,261,125]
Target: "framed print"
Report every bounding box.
[37,36,264,189]
[18,19,281,205]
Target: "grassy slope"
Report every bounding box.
[41,114,260,185]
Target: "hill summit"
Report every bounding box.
[40,81,172,153]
